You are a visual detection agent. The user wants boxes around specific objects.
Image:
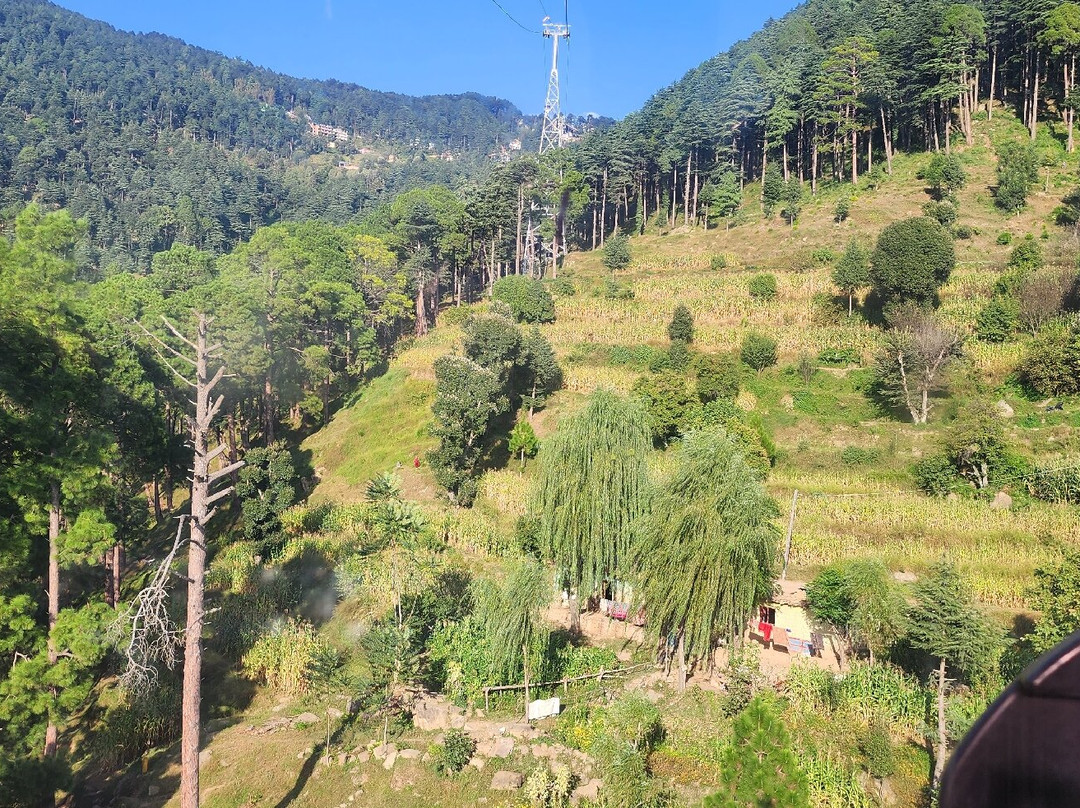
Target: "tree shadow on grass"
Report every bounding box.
[271,720,353,808]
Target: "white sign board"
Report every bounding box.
[527,696,561,721]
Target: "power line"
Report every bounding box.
[488,0,539,33]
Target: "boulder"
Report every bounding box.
[412,695,464,731]
[198,749,212,767]
[327,707,344,719]
[469,756,487,770]
[294,712,320,725]
[398,748,422,760]
[491,737,515,758]
[995,399,1014,418]
[490,770,525,790]
[372,742,397,760]
[990,491,1013,510]
[570,779,602,804]
[147,785,160,797]
[382,750,397,770]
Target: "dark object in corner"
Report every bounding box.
[940,630,1080,807]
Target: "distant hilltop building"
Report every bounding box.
[508,139,522,151]
[308,121,350,142]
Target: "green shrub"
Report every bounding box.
[721,645,764,717]
[1019,320,1080,395]
[431,729,476,776]
[710,254,728,270]
[748,273,779,301]
[922,152,966,199]
[922,200,958,227]
[601,278,634,299]
[741,331,778,372]
[438,305,472,326]
[603,693,664,752]
[997,231,1013,245]
[840,446,881,466]
[818,347,861,365]
[694,353,741,402]
[243,618,337,695]
[976,296,1019,342]
[1055,187,1080,226]
[667,340,690,370]
[555,643,619,678]
[834,197,851,223]
[811,247,837,265]
[995,141,1039,213]
[1007,237,1044,273]
[602,233,632,270]
[492,275,556,323]
[668,304,694,343]
[954,224,974,239]
[913,453,961,497]
[861,717,896,779]
[550,277,575,296]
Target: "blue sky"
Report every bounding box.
[56,0,801,118]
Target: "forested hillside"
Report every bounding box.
[0,0,543,271]
[5,0,1080,805]
[575,0,1080,239]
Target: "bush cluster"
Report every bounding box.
[492,275,556,323]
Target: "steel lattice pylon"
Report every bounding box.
[539,20,569,155]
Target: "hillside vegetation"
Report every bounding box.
[6,0,1080,805]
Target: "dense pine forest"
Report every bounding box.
[3,0,1080,805]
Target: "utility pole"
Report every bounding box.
[539,18,569,155]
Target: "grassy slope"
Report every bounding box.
[121,109,1080,808]
[306,109,1079,610]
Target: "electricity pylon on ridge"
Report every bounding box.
[539,18,569,155]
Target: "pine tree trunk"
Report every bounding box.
[683,150,692,225]
[1069,57,1076,153]
[933,656,948,792]
[600,169,608,246]
[1031,55,1041,141]
[515,184,524,275]
[669,166,677,227]
[44,480,61,760]
[881,107,889,174]
[989,45,998,119]
[851,111,858,185]
[178,314,238,808]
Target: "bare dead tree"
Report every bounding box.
[876,308,961,424]
[124,313,243,808]
[113,517,187,691]
[1017,267,1074,335]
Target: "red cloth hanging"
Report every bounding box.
[758,621,774,643]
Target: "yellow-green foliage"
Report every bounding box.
[243,619,337,695]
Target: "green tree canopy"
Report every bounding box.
[632,428,779,674]
[870,217,955,306]
[668,304,695,343]
[832,237,871,315]
[705,695,809,808]
[536,390,651,606]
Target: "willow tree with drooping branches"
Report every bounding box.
[632,427,779,689]
[477,557,551,717]
[535,390,651,630]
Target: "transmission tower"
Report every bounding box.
[539,18,569,155]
